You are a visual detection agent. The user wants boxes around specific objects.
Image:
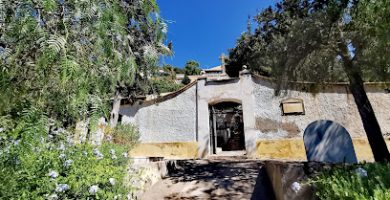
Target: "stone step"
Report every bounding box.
[206,155,248,160]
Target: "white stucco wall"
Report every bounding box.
[252,78,390,140]
[119,85,197,143]
[119,73,390,158]
[196,73,257,157]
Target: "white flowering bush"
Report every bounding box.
[0,112,138,199]
[311,163,390,200]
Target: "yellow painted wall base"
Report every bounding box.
[129,142,199,159]
[256,138,390,162]
[256,139,307,161]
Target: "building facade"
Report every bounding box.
[119,70,390,162]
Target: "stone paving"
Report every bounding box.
[140,159,275,200]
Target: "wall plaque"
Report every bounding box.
[281,98,305,115]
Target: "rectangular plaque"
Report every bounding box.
[281,99,305,115]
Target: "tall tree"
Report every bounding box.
[0,0,168,128]
[228,0,390,161]
[184,60,201,75]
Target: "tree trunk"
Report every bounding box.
[110,91,121,128]
[342,53,390,162]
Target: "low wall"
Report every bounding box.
[264,161,319,200]
[256,138,390,162]
[129,142,199,159]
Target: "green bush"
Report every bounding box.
[181,74,191,85]
[311,162,390,200]
[149,78,183,94]
[0,110,138,199]
[111,123,140,149]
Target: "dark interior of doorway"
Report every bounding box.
[209,102,245,154]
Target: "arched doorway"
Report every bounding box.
[209,102,245,154]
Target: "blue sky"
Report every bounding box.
[157,0,278,69]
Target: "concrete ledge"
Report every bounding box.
[130,142,199,159]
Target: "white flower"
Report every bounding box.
[109,178,116,186]
[355,167,368,177]
[112,155,117,160]
[122,152,128,158]
[66,137,74,146]
[93,148,104,159]
[106,135,113,141]
[93,148,100,155]
[59,154,66,159]
[109,149,115,155]
[48,170,59,179]
[291,182,301,193]
[13,139,20,146]
[97,154,104,160]
[48,193,58,200]
[58,143,66,151]
[55,184,70,193]
[89,185,99,195]
[64,159,73,168]
[0,127,4,132]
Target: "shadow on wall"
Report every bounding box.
[303,120,358,163]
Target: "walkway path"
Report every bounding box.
[140,159,275,200]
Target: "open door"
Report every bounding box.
[209,102,245,154]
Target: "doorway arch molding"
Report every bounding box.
[208,98,242,106]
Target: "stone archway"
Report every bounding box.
[303,120,358,163]
[209,102,245,154]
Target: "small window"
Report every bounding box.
[281,98,305,115]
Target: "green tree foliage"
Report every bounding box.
[228,0,390,161]
[0,0,168,126]
[181,74,191,85]
[184,60,201,75]
[174,67,186,74]
[162,64,176,80]
[148,77,182,94]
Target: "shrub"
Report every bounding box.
[0,111,138,199]
[149,78,183,94]
[311,162,390,200]
[181,74,191,85]
[111,123,140,148]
